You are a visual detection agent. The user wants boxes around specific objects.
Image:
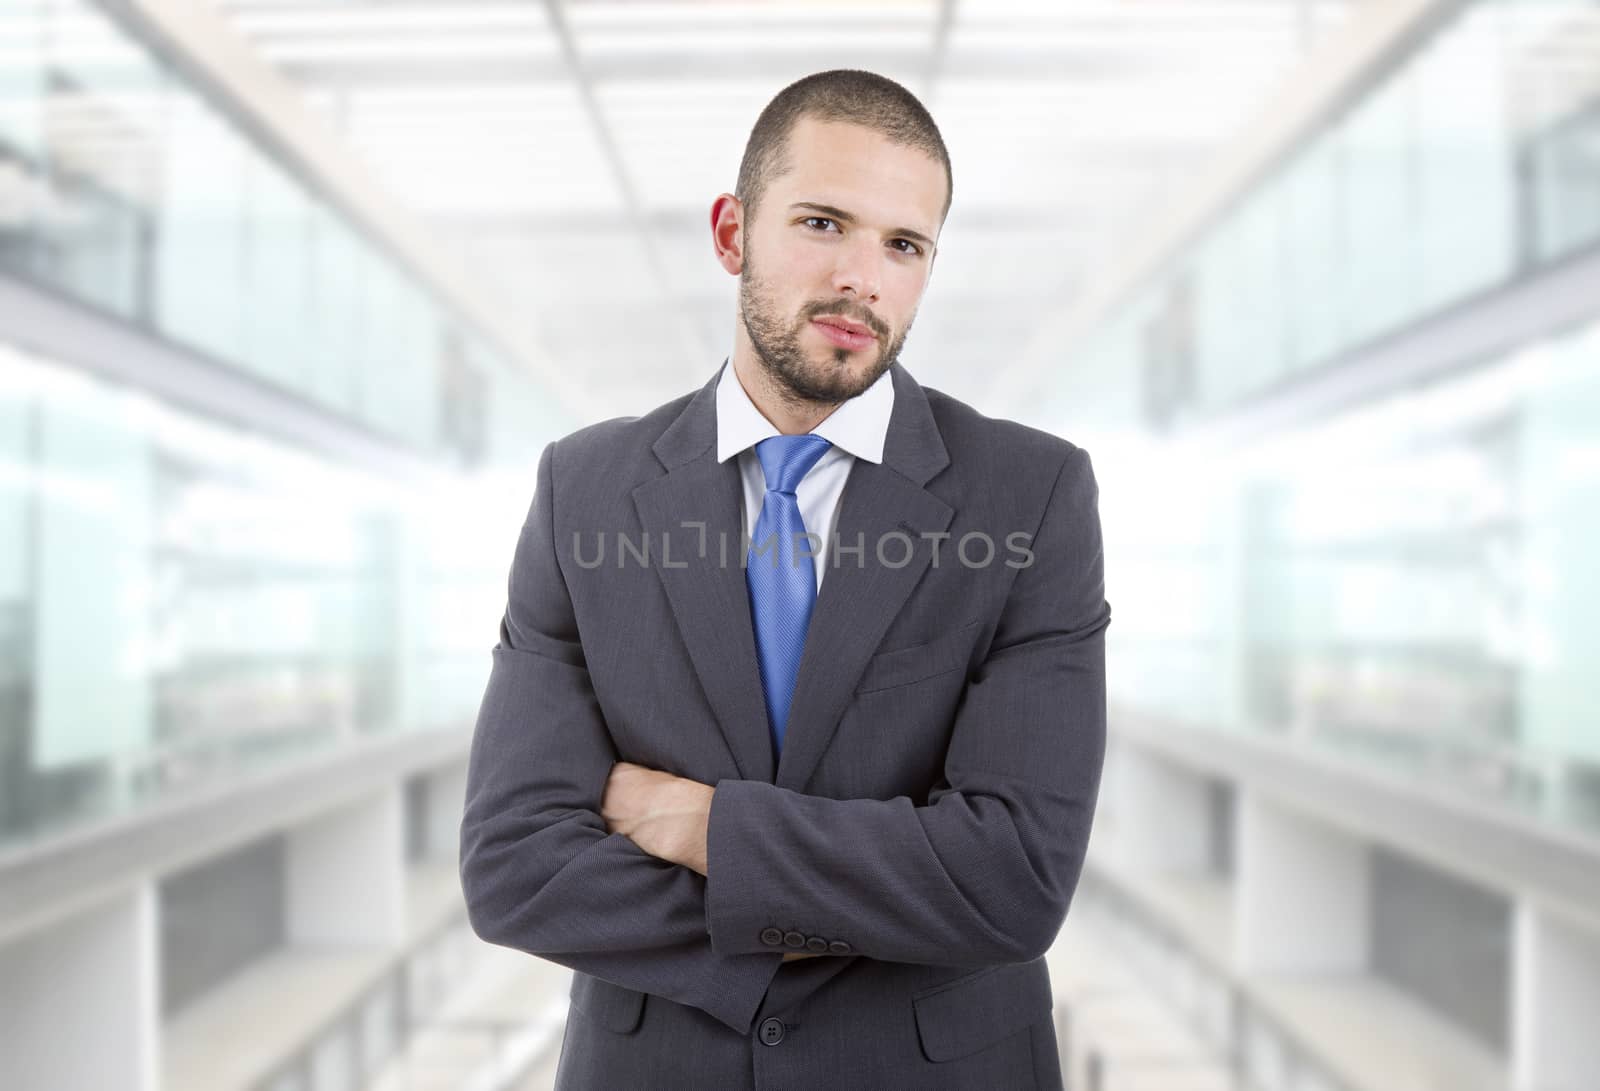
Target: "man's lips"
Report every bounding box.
[811,319,876,351]
[813,315,876,339]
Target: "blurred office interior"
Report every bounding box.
[0,0,1597,1088]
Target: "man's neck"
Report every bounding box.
[729,349,839,436]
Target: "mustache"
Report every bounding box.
[803,303,884,338]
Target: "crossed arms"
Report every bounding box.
[595,761,820,966]
[458,438,1109,1036]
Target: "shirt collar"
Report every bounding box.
[715,354,893,465]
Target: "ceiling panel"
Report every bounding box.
[212,0,1357,411]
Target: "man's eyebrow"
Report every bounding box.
[789,202,936,251]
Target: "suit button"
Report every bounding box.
[828,940,852,955]
[805,936,828,953]
[759,1017,786,1046]
[782,930,806,948]
[760,928,784,946]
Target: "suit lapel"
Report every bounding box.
[631,421,776,784]
[778,361,954,791]
[631,359,952,789]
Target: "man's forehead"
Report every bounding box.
[767,125,944,236]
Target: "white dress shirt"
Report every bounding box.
[715,355,895,593]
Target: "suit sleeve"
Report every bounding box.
[459,439,783,1035]
[705,445,1110,966]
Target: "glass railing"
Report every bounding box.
[0,0,575,854]
[0,0,559,467]
[1074,873,1364,1091]
[0,343,538,853]
[1101,313,1600,839]
[1048,0,1600,433]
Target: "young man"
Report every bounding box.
[460,69,1109,1090]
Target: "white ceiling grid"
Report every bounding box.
[210,0,1356,418]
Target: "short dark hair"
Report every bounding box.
[735,69,953,232]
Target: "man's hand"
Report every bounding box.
[603,761,829,962]
[601,761,713,877]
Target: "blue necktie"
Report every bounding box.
[747,434,833,759]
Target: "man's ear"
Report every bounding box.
[710,193,744,276]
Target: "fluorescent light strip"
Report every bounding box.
[228,4,553,36]
[575,30,932,54]
[348,84,580,107]
[567,2,940,30]
[258,38,562,62]
[950,30,1343,59]
[956,0,1346,24]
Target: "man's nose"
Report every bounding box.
[830,238,882,303]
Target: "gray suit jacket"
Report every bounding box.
[460,358,1109,1090]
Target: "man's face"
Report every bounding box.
[737,116,945,405]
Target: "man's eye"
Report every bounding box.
[803,217,836,231]
[891,239,922,256]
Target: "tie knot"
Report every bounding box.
[755,434,833,495]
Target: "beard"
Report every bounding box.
[738,239,911,407]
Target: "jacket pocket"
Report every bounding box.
[568,971,646,1034]
[911,958,1052,1063]
[855,619,983,695]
